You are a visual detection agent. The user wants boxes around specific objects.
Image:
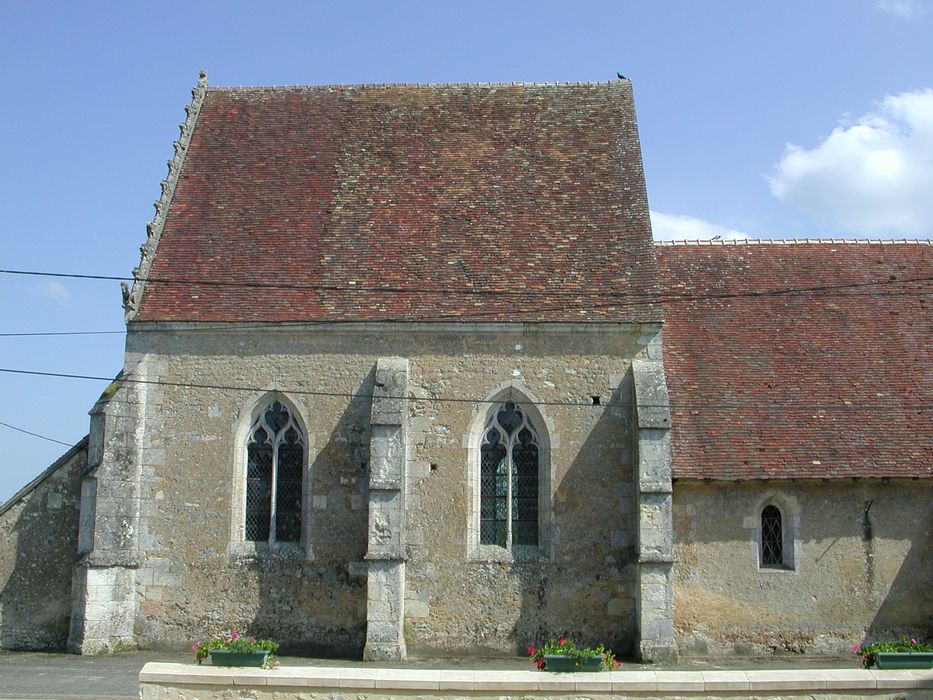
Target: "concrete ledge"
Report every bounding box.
[139,662,933,698]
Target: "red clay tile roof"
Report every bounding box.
[136,83,661,323]
[657,241,932,480]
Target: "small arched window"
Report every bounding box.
[760,504,783,568]
[245,400,304,544]
[480,401,540,548]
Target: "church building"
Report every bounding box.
[0,73,929,661]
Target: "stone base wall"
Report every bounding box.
[137,662,933,700]
[0,439,86,650]
[673,480,933,656]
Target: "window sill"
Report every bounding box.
[467,544,549,563]
[758,564,796,573]
[227,541,313,563]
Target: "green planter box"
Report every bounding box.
[209,649,271,667]
[875,652,933,669]
[543,655,603,672]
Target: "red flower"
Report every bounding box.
[536,659,545,670]
[230,632,240,640]
[527,646,536,656]
[558,637,567,645]
[614,660,621,667]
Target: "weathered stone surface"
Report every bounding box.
[632,354,676,662]
[673,480,933,656]
[0,439,86,650]
[366,491,405,559]
[638,494,673,562]
[363,562,406,660]
[69,374,148,653]
[632,359,671,430]
[109,323,643,655]
[637,429,672,494]
[369,426,402,489]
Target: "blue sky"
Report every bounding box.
[1,0,931,501]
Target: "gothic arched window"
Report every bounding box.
[245,400,304,544]
[480,401,540,548]
[760,504,783,568]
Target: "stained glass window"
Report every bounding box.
[480,401,540,548]
[760,505,783,568]
[245,400,305,544]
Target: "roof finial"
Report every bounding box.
[198,69,208,88]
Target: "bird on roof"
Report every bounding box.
[617,73,628,80]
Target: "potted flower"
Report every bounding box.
[192,632,279,667]
[528,637,621,672]
[852,638,932,669]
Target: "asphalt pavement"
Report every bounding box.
[0,651,184,700]
[0,649,856,699]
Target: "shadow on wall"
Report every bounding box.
[866,497,933,642]
[0,438,87,650]
[514,376,637,659]
[245,372,374,658]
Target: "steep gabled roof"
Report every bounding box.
[131,80,661,323]
[657,240,932,480]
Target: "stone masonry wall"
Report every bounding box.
[126,322,654,656]
[0,439,86,650]
[673,480,933,656]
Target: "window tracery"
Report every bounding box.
[479,401,540,548]
[245,400,304,544]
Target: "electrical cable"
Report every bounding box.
[0,367,928,412]
[1,267,930,303]
[0,419,73,447]
[0,276,930,336]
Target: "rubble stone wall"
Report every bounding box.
[126,322,653,655]
[0,440,86,650]
[672,480,933,656]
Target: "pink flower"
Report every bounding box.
[230,632,240,640]
[911,638,918,644]
[851,643,861,653]
[191,641,201,652]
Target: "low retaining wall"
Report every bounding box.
[139,663,933,699]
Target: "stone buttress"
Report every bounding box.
[632,352,677,662]
[67,374,145,653]
[363,358,410,660]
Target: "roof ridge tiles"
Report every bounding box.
[206,80,624,91]
[655,238,932,246]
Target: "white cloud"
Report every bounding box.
[649,211,750,241]
[37,280,71,305]
[875,0,927,17]
[769,89,933,237]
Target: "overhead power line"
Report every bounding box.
[1,267,930,304]
[0,367,928,412]
[0,270,930,335]
[0,419,73,447]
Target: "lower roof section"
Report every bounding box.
[656,241,931,480]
